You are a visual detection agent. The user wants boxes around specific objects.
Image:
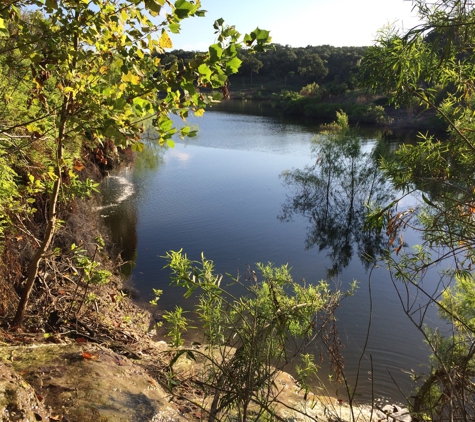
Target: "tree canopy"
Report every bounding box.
[0,0,270,326]
[362,1,475,419]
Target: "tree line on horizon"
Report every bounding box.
[162,43,367,95]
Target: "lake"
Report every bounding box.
[100,104,440,404]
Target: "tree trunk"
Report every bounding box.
[11,171,62,327]
[11,98,68,327]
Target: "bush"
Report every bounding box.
[159,250,356,421]
[300,82,322,99]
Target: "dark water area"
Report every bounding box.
[99,103,441,404]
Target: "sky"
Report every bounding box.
[169,0,422,51]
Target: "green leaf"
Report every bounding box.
[180,126,190,137]
[133,97,151,112]
[253,27,271,42]
[132,141,145,152]
[224,43,237,57]
[174,0,195,19]
[145,0,162,16]
[225,57,242,74]
[208,44,223,63]
[167,139,175,148]
[210,73,227,87]
[198,63,211,79]
[213,18,225,30]
[168,23,181,34]
[159,118,174,132]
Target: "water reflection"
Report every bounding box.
[98,108,435,401]
[133,129,167,174]
[99,171,138,277]
[99,132,167,277]
[279,129,395,276]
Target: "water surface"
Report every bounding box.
[101,107,439,403]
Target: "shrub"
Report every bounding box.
[159,249,356,421]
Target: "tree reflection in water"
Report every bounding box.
[279,115,395,276]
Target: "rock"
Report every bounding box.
[380,404,412,422]
[0,343,185,422]
[0,361,49,421]
[0,341,413,422]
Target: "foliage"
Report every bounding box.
[272,90,392,124]
[245,44,364,87]
[71,243,112,286]
[161,249,356,421]
[162,306,189,347]
[0,1,270,326]
[300,82,321,98]
[362,1,475,419]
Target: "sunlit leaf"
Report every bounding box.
[168,23,181,34]
[159,118,173,131]
[174,0,195,19]
[209,44,222,62]
[225,57,242,74]
[122,72,141,85]
[159,30,173,49]
[131,141,145,152]
[0,18,8,36]
[198,63,211,79]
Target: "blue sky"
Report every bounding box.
[169,0,421,51]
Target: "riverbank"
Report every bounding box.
[223,86,445,132]
[0,285,411,421]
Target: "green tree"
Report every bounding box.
[295,47,328,83]
[362,1,475,419]
[0,1,270,327]
[157,249,356,421]
[237,48,263,84]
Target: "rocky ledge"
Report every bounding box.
[0,338,411,422]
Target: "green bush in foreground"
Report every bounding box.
[154,250,356,422]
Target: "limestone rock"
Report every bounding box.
[0,361,49,422]
[0,343,185,422]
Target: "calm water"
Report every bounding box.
[100,106,440,403]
